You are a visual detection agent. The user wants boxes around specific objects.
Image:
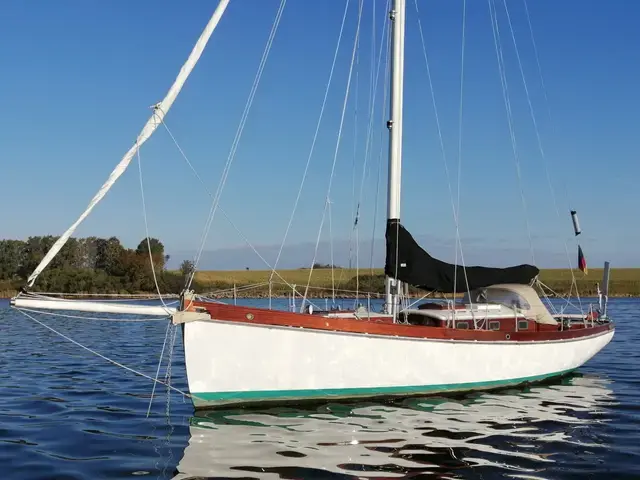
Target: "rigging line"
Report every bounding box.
[355,217,359,306]
[24,1,231,288]
[413,0,472,302]
[522,0,577,217]
[364,0,377,190]
[187,0,288,290]
[519,1,551,123]
[269,0,352,285]
[536,280,582,312]
[135,137,172,313]
[354,0,392,303]
[452,0,473,305]
[198,285,270,300]
[534,277,558,315]
[14,308,197,400]
[349,7,360,273]
[279,281,382,296]
[401,291,434,311]
[354,0,374,304]
[146,320,172,417]
[15,307,168,322]
[521,0,554,144]
[302,0,364,311]
[200,282,270,295]
[367,2,377,156]
[23,291,179,299]
[345,1,360,293]
[500,1,568,225]
[158,120,320,312]
[328,198,336,304]
[357,2,389,188]
[369,17,391,291]
[488,0,536,266]
[188,0,285,285]
[518,0,583,311]
[194,296,229,304]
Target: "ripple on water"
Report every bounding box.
[0,298,639,479]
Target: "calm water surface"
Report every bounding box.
[0,297,638,479]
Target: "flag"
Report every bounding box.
[578,244,588,274]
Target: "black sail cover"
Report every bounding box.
[385,219,539,293]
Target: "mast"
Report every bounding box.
[384,0,406,316]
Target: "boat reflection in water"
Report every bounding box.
[172,374,615,479]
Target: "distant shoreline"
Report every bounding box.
[2,266,639,300]
[2,291,638,301]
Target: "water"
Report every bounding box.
[0,297,638,479]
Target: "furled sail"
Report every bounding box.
[385,219,539,293]
[25,0,231,288]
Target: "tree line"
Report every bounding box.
[0,236,194,294]
[3,236,620,298]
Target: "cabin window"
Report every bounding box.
[518,320,529,330]
[489,321,500,331]
[480,288,531,310]
[456,321,469,329]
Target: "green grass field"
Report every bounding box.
[195,267,365,286]
[193,267,640,297]
[3,267,638,299]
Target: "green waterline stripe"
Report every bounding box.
[193,368,576,402]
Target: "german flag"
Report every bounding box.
[578,244,588,274]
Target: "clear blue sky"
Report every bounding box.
[1,1,638,269]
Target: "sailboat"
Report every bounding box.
[11,0,614,409]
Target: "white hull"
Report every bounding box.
[182,319,614,408]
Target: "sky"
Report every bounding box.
[1,0,638,271]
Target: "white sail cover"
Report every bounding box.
[26,0,231,287]
[11,297,176,316]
